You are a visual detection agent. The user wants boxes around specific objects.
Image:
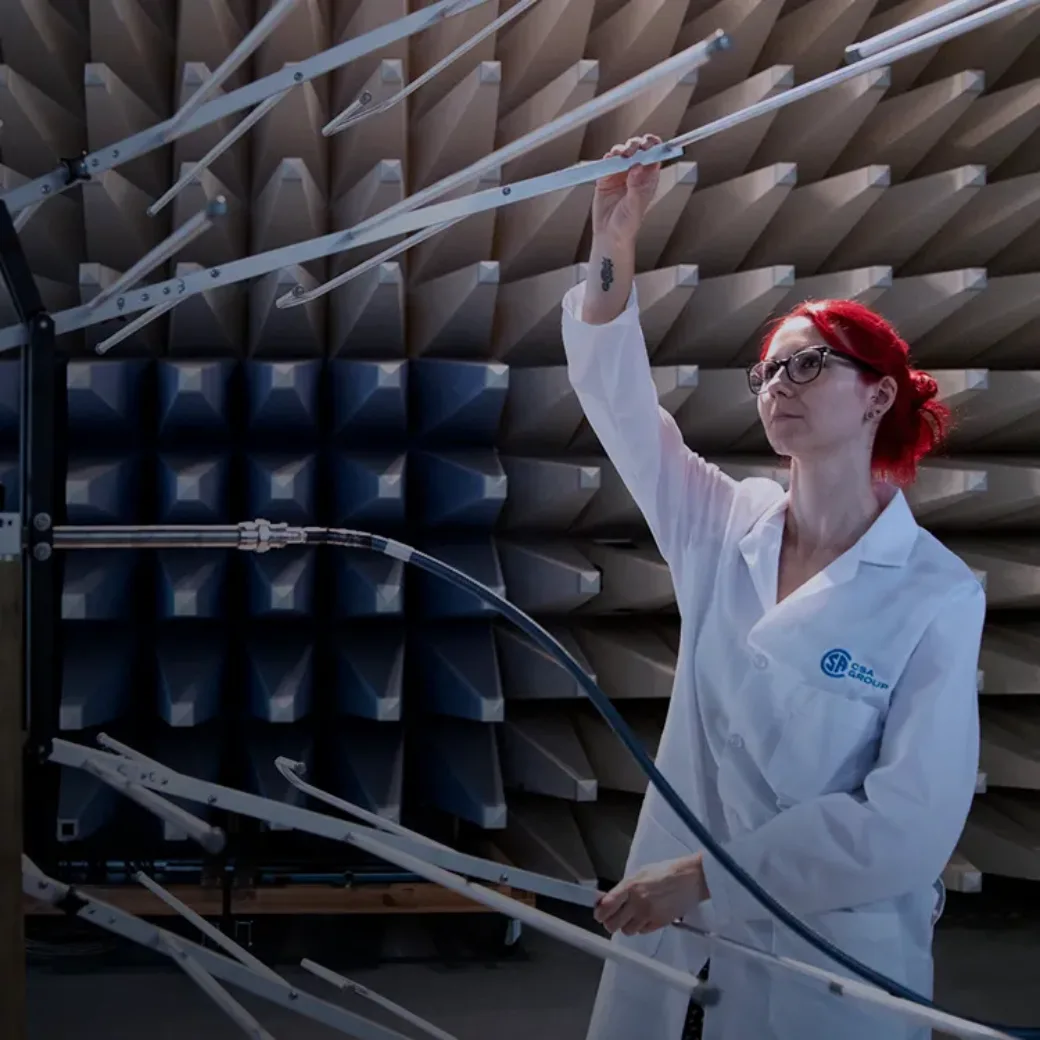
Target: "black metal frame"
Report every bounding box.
[0,199,59,865]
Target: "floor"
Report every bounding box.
[24,892,1040,1039]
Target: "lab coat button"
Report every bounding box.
[728,734,744,750]
[753,654,768,670]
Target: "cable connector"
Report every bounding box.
[236,519,306,553]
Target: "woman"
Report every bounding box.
[561,134,986,1040]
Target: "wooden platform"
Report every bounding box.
[23,881,537,918]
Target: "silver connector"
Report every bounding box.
[237,519,308,553]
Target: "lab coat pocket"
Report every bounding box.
[764,684,882,808]
[769,908,904,1040]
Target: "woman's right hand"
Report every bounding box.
[591,134,663,245]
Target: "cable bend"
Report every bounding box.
[312,526,1034,1040]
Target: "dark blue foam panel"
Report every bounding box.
[246,633,315,723]
[66,359,146,442]
[247,547,316,616]
[61,551,137,620]
[59,626,134,731]
[157,452,231,523]
[149,726,223,841]
[410,359,508,447]
[414,537,504,618]
[412,450,506,528]
[156,626,226,727]
[332,552,403,617]
[156,550,229,619]
[419,716,506,829]
[157,359,235,444]
[331,452,405,528]
[245,452,318,524]
[245,360,321,441]
[57,768,117,843]
[330,360,407,444]
[413,623,504,722]
[65,456,140,524]
[0,360,18,444]
[0,453,19,511]
[244,723,315,822]
[334,627,404,720]
[330,722,403,821]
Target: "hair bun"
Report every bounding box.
[909,369,938,406]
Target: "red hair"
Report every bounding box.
[760,298,949,486]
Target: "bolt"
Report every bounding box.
[210,269,220,278]
[141,293,149,302]
[502,186,511,195]
[112,150,119,158]
[33,544,52,561]
[42,185,51,195]
[163,287,171,295]
[33,513,51,532]
[293,71,303,82]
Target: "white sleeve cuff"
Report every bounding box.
[699,854,736,929]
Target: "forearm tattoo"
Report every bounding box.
[600,256,614,292]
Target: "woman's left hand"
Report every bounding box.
[594,854,711,936]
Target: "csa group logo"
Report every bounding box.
[820,648,851,678]
[820,648,890,690]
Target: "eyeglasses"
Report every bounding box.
[746,345,879,395]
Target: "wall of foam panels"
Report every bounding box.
[2,0,1040,886]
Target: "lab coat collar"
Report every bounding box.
[738,482,919,612]
[858,484,919,567]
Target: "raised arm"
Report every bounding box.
[561,135,737,572]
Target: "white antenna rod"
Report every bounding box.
[845,0,1000,60]
[276,219,463,307]
[161,0,304,142]
[160,935,279,1040]
[149,84,295,217]
[673,0,1040,149]
[86,197,227,311]
[83,756,225,854]
[274,757,451,848]
[0,0,499,216]
[134,872,283,985]
[0,0,1035,352]
[301,960,461,1040]
[323,0,544,136]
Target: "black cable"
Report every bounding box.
[315,527,1037,1040]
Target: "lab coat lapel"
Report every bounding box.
[738,485,918,622]
[738,498,785,612]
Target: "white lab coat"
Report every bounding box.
[560,280,986,1040]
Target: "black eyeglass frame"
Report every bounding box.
[746,345,882,396]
